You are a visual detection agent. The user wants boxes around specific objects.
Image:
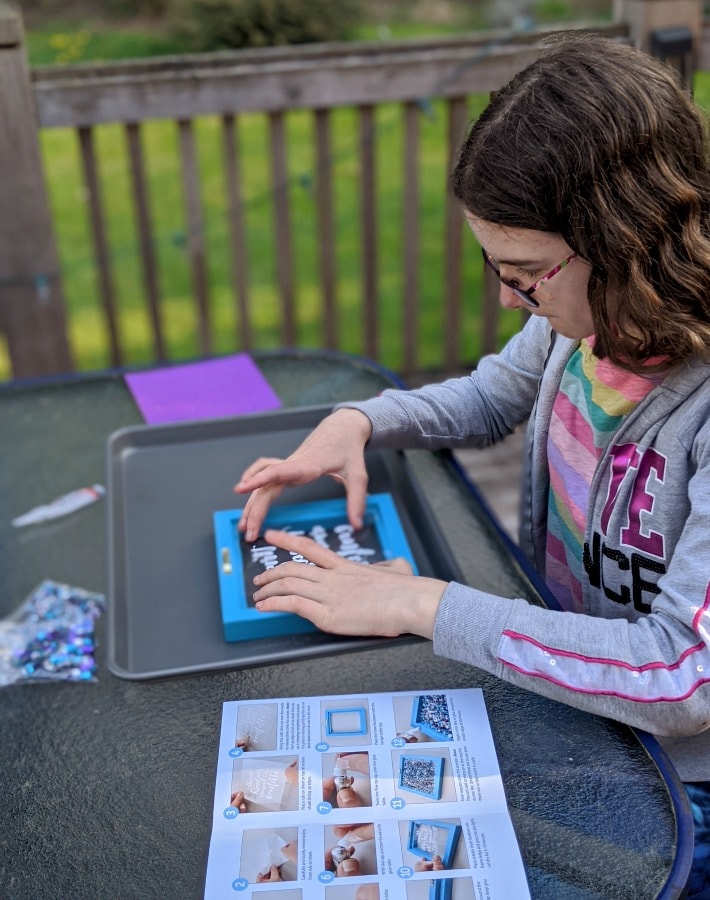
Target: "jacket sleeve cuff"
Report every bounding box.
[432,581,521,670]
[334,395,414,449]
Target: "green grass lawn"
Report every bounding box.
[25,25,186,66]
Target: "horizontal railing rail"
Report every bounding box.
[31,28,628,126]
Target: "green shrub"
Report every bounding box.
[173,0,364,51]
[100,0,174,17]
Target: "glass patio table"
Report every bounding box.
[0,350,692,899]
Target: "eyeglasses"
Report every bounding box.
[481,247,577,309]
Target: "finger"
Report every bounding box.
[235,458,321,493]
[337,753,369,774]
[337,858,362,877]
[335,788,361,808]
[230,791,248,813]
[253,560,324,591]
[236,456,284,484]
[261,529,347,569]
[341,824,371,842]
[344,468,368,530]
[237,485,285,539]
[253,591,335,633]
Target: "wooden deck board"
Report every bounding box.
[453,428,524,541]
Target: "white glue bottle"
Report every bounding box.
[11,485,106,527]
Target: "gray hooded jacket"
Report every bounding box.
[345,315,710,781]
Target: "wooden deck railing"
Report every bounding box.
[0,2,702,380]
[31,32,572,377]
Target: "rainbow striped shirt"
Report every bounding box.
[545,338,663,611]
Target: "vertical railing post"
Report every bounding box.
[0,1,72,378]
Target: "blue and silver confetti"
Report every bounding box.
[0,581,105,686]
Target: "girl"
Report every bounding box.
[235,35,710,894]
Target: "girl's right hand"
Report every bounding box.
[234,408,373,541]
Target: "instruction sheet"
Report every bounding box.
[204,688,530,899]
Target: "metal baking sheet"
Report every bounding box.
[106,404,465,679]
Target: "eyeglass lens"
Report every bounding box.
[481,249,539,309]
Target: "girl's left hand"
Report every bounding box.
[252,529,446,639]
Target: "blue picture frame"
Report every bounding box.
[398,754,445,800]
[213,493,417,642]
[407,820,461,869]
[430,879,454,900]
[325,706,368,737]
[411,695,454,741]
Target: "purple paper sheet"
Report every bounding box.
[124,354,282,424]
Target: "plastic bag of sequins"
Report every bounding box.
[0,580,105,687]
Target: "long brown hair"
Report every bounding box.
[451,34,710,371]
